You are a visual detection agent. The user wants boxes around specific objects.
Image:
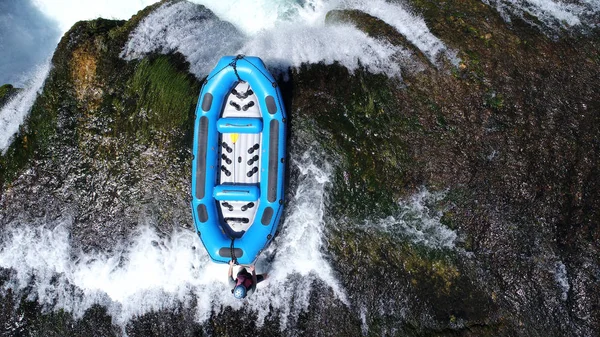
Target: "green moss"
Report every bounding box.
[132,56,198,131]
[328,227,495,330]
[330,227,459,292]
[485,91,504,110]
[292,62,420,219]
[0,84,20,108]
[402,246,460,294]
[1,5,200,190]
[0,84,14,99]
[0,73,70,190]
[122,54,200,147]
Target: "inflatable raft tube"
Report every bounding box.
[191,55,286,265]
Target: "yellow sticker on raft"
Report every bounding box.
[230,133,239,144]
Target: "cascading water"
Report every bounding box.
[365,188,457,249]
[0,1,461,330]
[482,0,600,29]
[122,0,460,79]
[0,148,344,327]
[0,62,51,154]
[5,0,596,153]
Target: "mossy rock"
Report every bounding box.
[0,1,200,191]
[327,227,498,335]
[0,84,23,112]
[0,286,119,337]
[0,84,20,107]
[291,62,425,219]
[122,53,200,150]
[0,0,599,334]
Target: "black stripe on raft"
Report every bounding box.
[268,120,279,202]
[196,116,208,199]
[197,204,208,222]
[261,207,273,225]
[202,93,213,112]
[219,247,243,258]
[266,96,277,114]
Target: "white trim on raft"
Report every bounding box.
[218,82,263,232]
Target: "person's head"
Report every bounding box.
[233,284,247,299]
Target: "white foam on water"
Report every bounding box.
[122,0,460,79]
[0,61,51,154]
[0,149,345,328]
[120,1,244,77]
[483,0,599,28]
[190,0,322,35]
[208,0,459,65]
[359,304,369,335]
[345,0,456,64]
[248,150,348,327]
[525,0,582,25]
[240,23,405,77]
[122,1,406,78]
[554,261,570,301]
[366,188,457,249]
[581,0,600,11]
[193,0,456,64]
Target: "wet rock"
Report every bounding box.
[299,1,599,335]
[0,7,200,249]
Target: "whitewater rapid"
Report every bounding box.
[484,0,600,29]
[366,188,457,249]
[121,0,420,78]
[0,146,459,328]
[0,1,462,326]
[0,149,346,327]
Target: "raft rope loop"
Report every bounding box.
[230,54,244,82]
[204,54,245,84]
[204,55,285,115]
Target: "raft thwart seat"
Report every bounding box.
[213,184,260,202]
[216,117,263,134]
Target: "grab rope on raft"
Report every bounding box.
[230,54,244,82]
[204,54,278,88]
[201,54,284,117]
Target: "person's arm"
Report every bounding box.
[228,260,236,288]
[247,265,258,296]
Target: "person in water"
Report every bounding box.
[228,260,266,299]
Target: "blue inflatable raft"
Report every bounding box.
[191,55,286,265]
